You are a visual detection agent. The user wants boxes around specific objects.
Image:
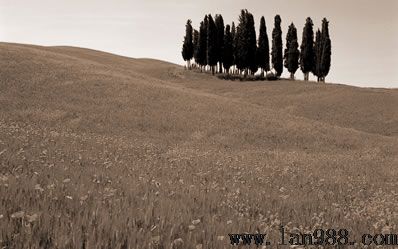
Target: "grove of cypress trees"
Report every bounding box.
[223,24,234,74]
[257,16,270,77]
[320,18,331,82]
[183,13,330,81]
[193,29,199,67]
[271,15,283,77]
[300,17,315,81]
[207,14,218,75]
[284,23,300,79]
[313,29,322,81]
[215,14,225,73]
[181,19,194,69]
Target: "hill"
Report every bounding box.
[0,42,397,248]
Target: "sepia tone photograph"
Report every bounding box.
[0,0,397,248]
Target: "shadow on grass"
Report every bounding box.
[217,73,279,81]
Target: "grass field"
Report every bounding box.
[0,42,397,248]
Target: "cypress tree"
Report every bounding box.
[181,19,194,69]
[193,29,200,67]
[235,10,248,74]
[223,25,234,74]
[271,15,283,77]
[236,9,257,77]
[320,18,331,82]
[313,29,322,82]
[197,22,204,69]
[257,16,270,77]
[247,12,258,75]
[231,22,237,73]
[203,15,209,70]
[300,17,315,81]
[197,16,208,71]
[251,47,259,75]
[215,14,225,73]
[199,16,209,71]
[284,23,300,79]
[207,14,217,75]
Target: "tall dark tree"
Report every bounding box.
[257,16,270,77]
[231,22,237,73]
[197,17,208,71]
[235,9,257,77]
[204,16,209,70]
[271,15,283,77]
[223,25,234,74]
[313,29,322,81]
[215,14,225,73]
[235,10,248,74]
[182,19,194,69]
[246,12,257,75]
[284,23,300,79]
[300,17,315,81]
[207,14,218,75]
[193,29,200,67]
[231,22,236,44]
[320,18,331,82]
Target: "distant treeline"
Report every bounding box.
[182,10,331,82]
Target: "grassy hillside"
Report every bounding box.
[0,42,397,248]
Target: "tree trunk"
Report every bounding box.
[290,72,295,80]
[211,66,215,75]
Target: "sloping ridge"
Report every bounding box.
[0,42,397,156]
[53,44,398,136]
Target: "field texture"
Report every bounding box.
[0,43,398,248]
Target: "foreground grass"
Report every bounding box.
[0,43,397,248]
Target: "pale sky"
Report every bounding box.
[1,0,397,88]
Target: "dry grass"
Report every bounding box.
[0,42,397,248]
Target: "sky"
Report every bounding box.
[1,0,397,88]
